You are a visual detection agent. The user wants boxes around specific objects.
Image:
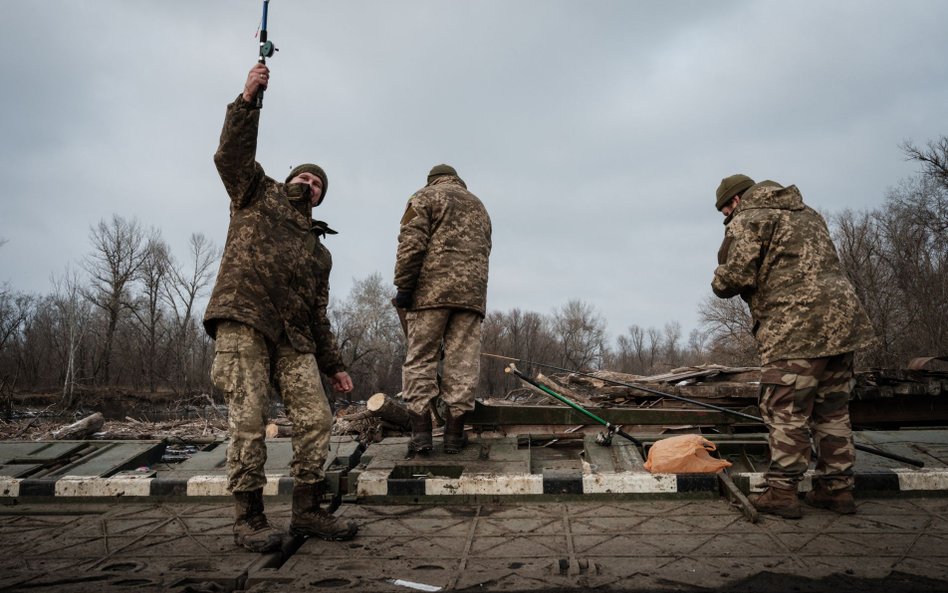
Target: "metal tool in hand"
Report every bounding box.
[255,0,278,108]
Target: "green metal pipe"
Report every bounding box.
[489,353,924,468]
[506,364,642,447]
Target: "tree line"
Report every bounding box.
[1,138,945,410]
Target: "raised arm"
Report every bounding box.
[212,64,271,210]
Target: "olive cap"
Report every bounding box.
[427,164,459,184]
[286,164,329,203]
[428,164,457,177]
[715,174,755,210]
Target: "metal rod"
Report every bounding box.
[486,353,924,468]
[255,0,273,108]
[505,363,642,447]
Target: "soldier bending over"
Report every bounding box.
[712,174,876,519]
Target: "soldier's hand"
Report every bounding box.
[242,63,270,103]
[393,290,413,309]
[330,371,353,393]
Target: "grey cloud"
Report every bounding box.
[2,0,945,341]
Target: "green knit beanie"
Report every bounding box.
[715,174,755,210]
[427,163,458,183]
[286,164,329,203]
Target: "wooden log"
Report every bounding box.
[265,423,293,438]
[536,373,595,406]
[52,412,105,440]
[366,393,412,429]
[91,431,155,440]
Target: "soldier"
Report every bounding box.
[394,164,492,455]
[204,62,357,552]
[712,174,876,519]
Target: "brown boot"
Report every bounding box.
[748,486,802,519]
[805,483,856,514]
[408,410,433,456]
[289,481,358,541]
[233,489,283,552]
[443,410,469,454]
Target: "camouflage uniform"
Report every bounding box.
[211,323,333,491]
[205,94,345,492]
[712,181,875,492]
[395,174,492,415]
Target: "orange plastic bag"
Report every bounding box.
[643,434,732,474]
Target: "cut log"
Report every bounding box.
[52,412,105,440]
[91,431,154,440]
[265,423,293,438]
[536,373,595,406]
[366,393,412,429]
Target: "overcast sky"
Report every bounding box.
[1,1,945,343]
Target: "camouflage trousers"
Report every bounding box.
[403,308,482,416]
[210,321,333,493]
[759,352,856,492]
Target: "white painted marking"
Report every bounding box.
[583,472,677,493]
[186,475,229,496]
[355,471,390,497]
[895,469,948,491]
[0,478,20,497]
[55,476,152,497]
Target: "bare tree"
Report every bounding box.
[129,235,170,392]
[81,215,148,384]
[163,233,221,393]
[699,294,758,366]
[902,137,948,193]
[51,268,92,408]
[479,311,506,397]
[687,327,708,364]
[551,299,607,369]
[832,209,902,366]
[627,325,648,373]
[0,281,33,415]
[645,326,663,373]
[0,282,32,354]
[660,321,683,371]
[330,273,405,403]
[479,308,557,397]
[607,324,655,375]
[881,177,948,356]
[608,332,637,375]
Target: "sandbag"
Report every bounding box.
[643,434,732,474]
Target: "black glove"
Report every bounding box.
[394,290,413,309]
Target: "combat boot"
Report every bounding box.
[290,481,358,541]
[443,409,469,454]
[748,485,802,519]
[233,489,283,552]
[804,483,856,514]
[408,410,433,456]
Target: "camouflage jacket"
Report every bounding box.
[203,95,345,375]
[394,175,492,316]
[712,181,876,364]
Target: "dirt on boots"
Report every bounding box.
[233,489,284,552]
[749,486,802,519]
[290,481,358,541]
[407,410,433,456]
[443,410,469,454]
[804,483,857,514]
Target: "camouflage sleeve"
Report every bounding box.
[312,247,346,376]
[712,215,768,299]
[212,94,267,210]
[393,197,431,291]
